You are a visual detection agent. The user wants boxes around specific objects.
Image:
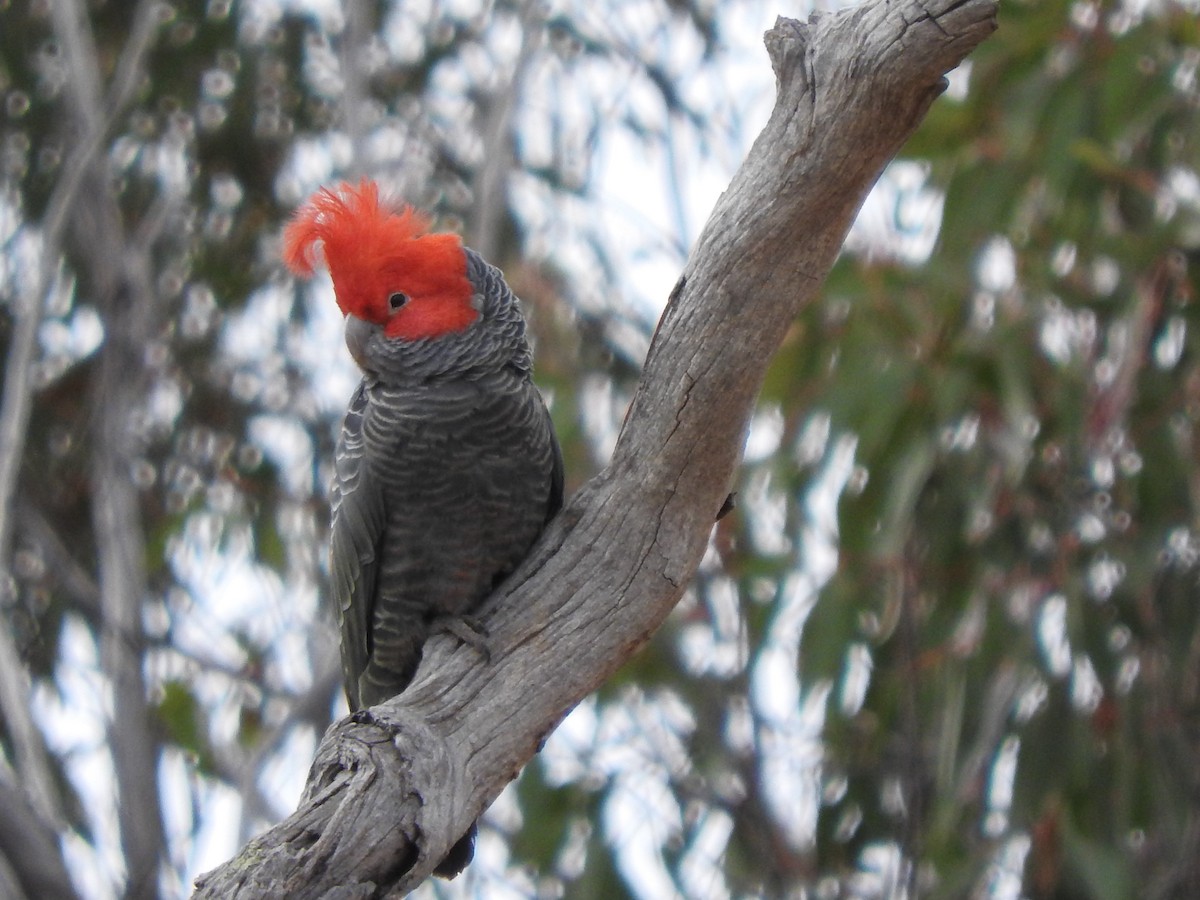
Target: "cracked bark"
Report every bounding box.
[194,1,997,896]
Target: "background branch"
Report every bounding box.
[0,765,80,900]
[48,1,171,893]
[464,0,544,260]
[195,1,998,896]
[0,0,163,864]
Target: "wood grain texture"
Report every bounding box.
[194,1,998,895]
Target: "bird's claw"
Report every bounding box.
[348,706,403,738]
[434,614,492,663]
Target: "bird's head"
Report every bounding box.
[283,180,477,342]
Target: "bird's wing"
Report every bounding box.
[542,399,565,523]
[329,382,386,711]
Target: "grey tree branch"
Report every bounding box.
[195,1,997,896]
[0,0,163,865]
[77,176,179,898]
[341,1,373,175]
[465,0,544,260]
[0,766,81,900]
[46,1,171,894]
[0,627,61,838]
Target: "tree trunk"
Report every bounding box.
[194,0,998,895]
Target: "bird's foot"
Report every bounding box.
[432,614,491,663]
[348,706,403,738]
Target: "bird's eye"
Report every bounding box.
[387,292,409,311]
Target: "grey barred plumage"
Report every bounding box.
[330,248,562,711]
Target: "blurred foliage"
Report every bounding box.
[699,1,1200,897]
[1,0,1198,898]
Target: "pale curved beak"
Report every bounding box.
[344,315,380,373]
